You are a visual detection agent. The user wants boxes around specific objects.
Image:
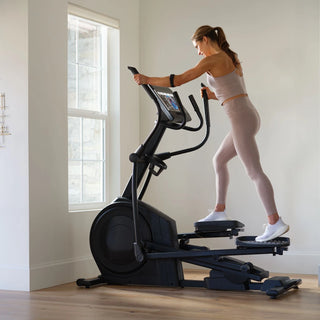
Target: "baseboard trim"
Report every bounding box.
[30,256,99,291]
[0,265,30,291]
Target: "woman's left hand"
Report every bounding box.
[134,74,149,85]
[201,86,217,100]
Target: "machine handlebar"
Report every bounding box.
[128,66,139,75]
[128,66,157,103]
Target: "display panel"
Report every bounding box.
[156,91,179,111]
[151,85,191,123]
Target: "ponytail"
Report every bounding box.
[192,26,239,68]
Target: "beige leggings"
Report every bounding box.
[213,96,277,216]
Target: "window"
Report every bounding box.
[67,6,119,211]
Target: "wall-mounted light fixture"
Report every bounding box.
[0,93,11,148]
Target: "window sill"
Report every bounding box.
[69,208,103,214]
[69,202,107,214]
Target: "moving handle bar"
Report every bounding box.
[128,66,210,160]
[128,66,210,263]
[128,66,158,104]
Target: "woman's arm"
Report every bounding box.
[134,57,213,87]
[133,74,171,87]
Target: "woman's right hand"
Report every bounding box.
[201,87,217,100]
[134,74,149,85]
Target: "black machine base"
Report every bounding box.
[77,220,301,298]
[260,276,302,298]
[202,273,301,298]
[77,272,301,299]
[77,276,106,288]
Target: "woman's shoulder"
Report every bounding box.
[198,54,222,71]
[207,52,236,77]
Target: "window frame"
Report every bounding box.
[67,4,119,212]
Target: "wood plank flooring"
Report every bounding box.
[0,271,319,320]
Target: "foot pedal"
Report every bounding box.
[194,220,244,235]
[236,236,290,248]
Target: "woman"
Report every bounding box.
[133,26,289,242]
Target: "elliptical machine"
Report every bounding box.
[77,67,301,298]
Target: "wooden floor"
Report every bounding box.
[0,271,319,320]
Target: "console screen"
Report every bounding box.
[151,85,191,123]
[156,91,180,111]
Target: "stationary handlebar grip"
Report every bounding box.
[188,95,200,112]
[201,83,208,101]
[200,83,210,127]
[128,66,139,75]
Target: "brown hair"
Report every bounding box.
[192,25,239,67]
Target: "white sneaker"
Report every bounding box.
[255,217,289,242]
[197,211,230,222]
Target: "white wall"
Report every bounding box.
[0,0,29,291]
[0,0,140,291]
[28,0,140,290]
[139,0,320,274]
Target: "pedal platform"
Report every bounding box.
[236,236,290,249]
[194,220,244,234]
[178,221,244,241]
